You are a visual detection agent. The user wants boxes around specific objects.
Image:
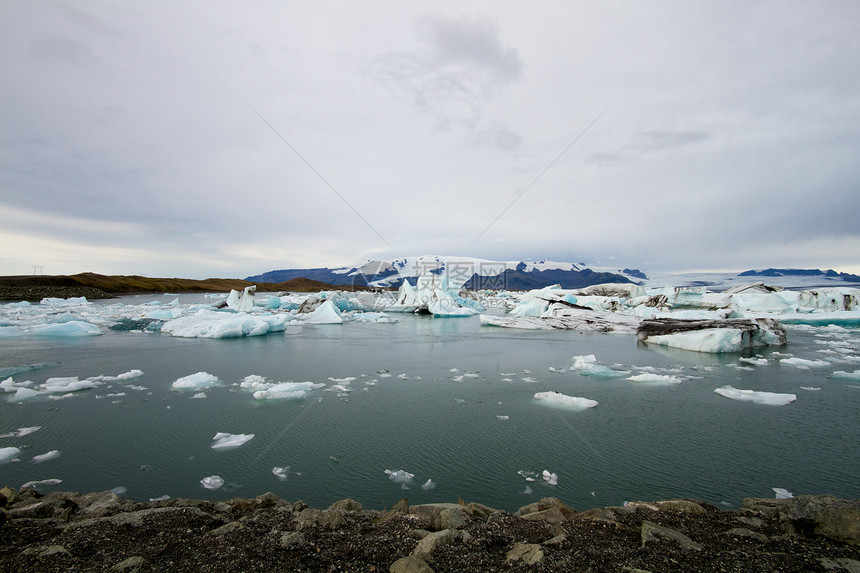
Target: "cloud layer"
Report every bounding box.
[2,1,859,278]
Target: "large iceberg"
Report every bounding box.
[387,271,479,317]
[161,309,286,338]
[637,318,787,353]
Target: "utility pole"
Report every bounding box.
[32,266,43,275]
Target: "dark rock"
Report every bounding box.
[389,554,435,573]
[109,556,148,572]
[328,498,363,512]
[640,520,704,551]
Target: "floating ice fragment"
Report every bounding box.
[42,377,98,393]
[542,470,558,486]
[110,486,128,496]
[570,355,630,378]
[149,495,170,502]
[773,488,794,499]
[384,469,414,489]
[272,466,290,481]
[172,372,219,390]
[518,470,537,482]
[201,475,225,490]
[21,478,62,489]
[32,450,61,463]
[0,447,21,463]
[780,357,830,368]
[627,373,682,386]
[800,387,821,391]
[534,391,598,411]
[2,426,42,438]
[739,357,769,366]
[521,377,538,383]
[714,386,796,406]
[211,433,255,449]
[253,382,324,400]
[522,485,533,495]
[421,479,436,491]
[191,392,207,399]
[496,415,509,421]
[831,369,860,381]
[328,377,356,383]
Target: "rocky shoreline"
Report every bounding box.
[1,487,858,572]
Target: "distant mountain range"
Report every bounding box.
[739,268,860,282]
[246,256,645,290]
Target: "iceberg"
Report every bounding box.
[302,300,344,324]
[542,470,559,486]
[0,447,21,463]
[533,391,598,411]
[211,432,255,449]
[200,475,225,490]
[387,270,478,317]
[172,372,219,390]
[638,318,787,353]
[32,450,61,463]
[714,385,796,405]
[272,466,290,480]
[41,377,98,393]
[226,286,256,312]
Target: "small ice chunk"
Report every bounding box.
[272,466,290,480]
[384,469,414,489]
[421,479,436,491]
[14,426,42,437]
[172,372,219,390]
[32,450,61,463]
[522,485,533,495]
[110,486,128,496]
[211,433,255,449]
[780,357,830,368]
[327,377,356,383]
[191,392,207,399]
[149,495,170,502]
[534,391,598,411]
[253,382,324,400]
[41,377,97,393]
[831,369,860,381]
[739,357,769,366]
[518,470,537,482]
[0,447,21,463]
[542,470,558,486]
[773,487,794,499]
[570,355,630,378]
[714,385,796,406]
[627,373,682,386]
[201,475,225,490]
[496,415,509,421]
[20,478,62,489]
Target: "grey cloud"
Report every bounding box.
[471,126,523,151]
[638,130,710,150]
[586,152,632,167]
[30,37,98,66]
[368,13,523,133]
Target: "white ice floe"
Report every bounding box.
[41,377,98,394]
[149,495,171,502]
[570,355,630,378]
[0,426,41,438]
[714,385,796,406]
[421,479,436,491]
[0,447,21,463]
[533,391,598,411]
[518,470,537,482]
[21,478,62,489]
[32,450,61,463]
[497,415,509,421]
[542,470,559,486]
[172,372,219,390]
[642,327,778,353]
[0,320,101,338]
[161,309,286,338]
[627,373,682,386]
[191,392,207,399]
[739,357,769,366]
[211,433,255,449]
[773,487,795,499]
[200,475,225,490]
[272,466,290,480]
[831,369,860,380]
[253,381,324,400]
[779,357,831,368]
[384,469,414,489]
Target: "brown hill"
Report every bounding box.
[0,273,373,301]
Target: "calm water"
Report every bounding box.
[1,296,858,512]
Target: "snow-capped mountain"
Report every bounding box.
[245,255,644,290]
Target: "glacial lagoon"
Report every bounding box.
[1,293,859,512]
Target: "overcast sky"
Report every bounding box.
[2,1,859,279]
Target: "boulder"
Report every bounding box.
[280,531,306,549]
[409,503,467,531]
[294,507,348,530]
[412,529,456,559]
[743,496,860,544]
[328,498,363,512]
[516,497,576,519]
[390,554,435,573]
[109,556,148,572]
[506,542,544,564]
[640,520,704,551]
